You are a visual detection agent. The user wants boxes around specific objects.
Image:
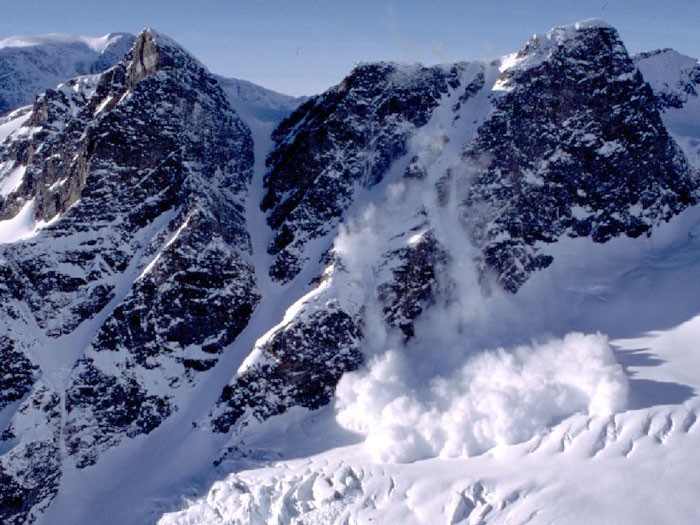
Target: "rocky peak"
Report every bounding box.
[126,29,161,86]
[462,19,698,292]
[0,27,258,522]
[125,29,207,88]
[0,26,230,228]
[498,19,627,91]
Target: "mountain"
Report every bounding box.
[0,32,136,116]
[634,48,700,167]
[1,19,700,524]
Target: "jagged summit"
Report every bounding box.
[0,25,260,523]
[498,18,624,88]
[126,28,209,86]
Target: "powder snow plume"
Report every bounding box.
[335,332,629,463]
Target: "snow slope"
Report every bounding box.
[161,196,700,525]
[160,22,700,524]
[636,48,700,167]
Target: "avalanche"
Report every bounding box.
[1,18,700,525]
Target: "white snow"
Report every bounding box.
[0,108,31,143]
[336,333,628,462]
[161,210,700,523]
[137,209,194,280]
[217,76,303,125]
[159,37,700,523]
[0,33,122,54]
[495,18,617,93]
[0,165,26,196]
[93,94,114,116]
[635,48,700,167]
[7,19,700,525]
[573,18,614,31]
[0,199,58,244]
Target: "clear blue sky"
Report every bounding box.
[1,0,698,96]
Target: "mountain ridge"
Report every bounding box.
[0,20,699,524]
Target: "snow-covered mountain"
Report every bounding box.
[1,19,700,524]
[0,32,136,116]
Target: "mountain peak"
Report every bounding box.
[126,28,207,87]
[497,18,625,90]
[2,18,700,525]
[127,29,162,85]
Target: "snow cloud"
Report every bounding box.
[336,332,629,463]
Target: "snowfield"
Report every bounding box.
[159,40,700,515]
[159,80,700,521]
[158,318,700,524]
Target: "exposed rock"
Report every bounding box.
[378,229,450,338]
[212,300,363,434]
[461,24,698,291]
[0,336,37,411]
[262,62,465,282]
[0,28,258,519]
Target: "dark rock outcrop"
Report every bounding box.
[461,23,698,291]
[0,28,258,519]
[262,62,465,282]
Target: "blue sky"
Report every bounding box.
[1,0,698,96]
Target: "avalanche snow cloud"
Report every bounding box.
[336,333,629,462]
[326,118,632,462]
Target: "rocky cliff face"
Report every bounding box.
[0,20,699,525]
[462,21,697,291]
[209,20,700,443]
[0,29,257,522]
[262,62,465,282]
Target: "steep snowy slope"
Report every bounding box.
[0,32,135,116]
[211,18,698,438]
[161,197,700,524]
[635,48,700,167]
[161,23,700,524]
